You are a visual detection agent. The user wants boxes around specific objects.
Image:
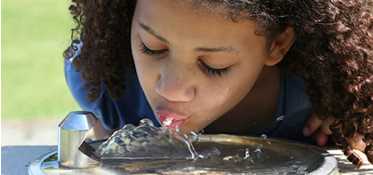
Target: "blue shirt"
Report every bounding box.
[64,41,314,143]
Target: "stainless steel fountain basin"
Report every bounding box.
[28,134,339,175]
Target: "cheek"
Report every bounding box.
[131,45,159,104]
[206,61,263,104]
[196,62,263,120]
[200,79,252,115]
[182,78,255,133]
[196,74,256,118]
[135,57,158,88]
[201,85,233,110]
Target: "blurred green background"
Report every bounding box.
[2,0,79,119]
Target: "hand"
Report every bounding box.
[304,113,370,167]
[344,133,368,168]
[303,113,335,146]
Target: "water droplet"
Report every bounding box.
[276,115,285,121]
[122,124,135,131]
[222,154,243,163]
[187,131,200,142]
[199,147,221,158]
[139,118,154,127]
[253,145,264,160]
[243,148,250,160]
[162,117,173,127]
[223,156,233,161]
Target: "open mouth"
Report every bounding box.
[161,117,187,129]
[157,111,190,130]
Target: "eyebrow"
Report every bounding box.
[139,22,239,53]
[195,46,237,53]
[139,22,169,44]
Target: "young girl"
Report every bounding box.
[64,0,372,166]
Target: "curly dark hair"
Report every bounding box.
[64,0,373,165]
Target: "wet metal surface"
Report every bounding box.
[28,134,339,175]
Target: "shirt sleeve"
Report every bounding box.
[63,40,159,131]
[63,41,112,131]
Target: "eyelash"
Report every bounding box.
[138,42,230,77]
[198,60,230,77]
[139,42,168,55]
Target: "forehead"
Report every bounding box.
[136,0,250,23]
[134,0,265,51]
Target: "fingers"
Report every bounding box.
[313,130,328,146]
[346,149,365,168]
[303,113,323,136]
[304,114,335,146]
[320,117,335,135]
[347,133,366,152]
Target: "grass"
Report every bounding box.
[2,0,80,119]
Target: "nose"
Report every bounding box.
[155,62,196,103]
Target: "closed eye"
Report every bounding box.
[198,60,230,77]
[139,41,231,77]
[139,42,168,55]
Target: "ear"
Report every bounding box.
[265,26,295,66]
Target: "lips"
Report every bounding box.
[156,110,190,129]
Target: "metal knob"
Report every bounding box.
[58,111,100,168]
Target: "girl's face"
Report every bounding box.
[131,0,277,133]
